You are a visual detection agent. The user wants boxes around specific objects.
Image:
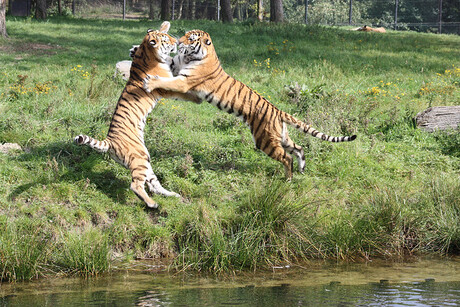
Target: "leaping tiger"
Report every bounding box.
[143,30,357,180]
[74,22,199,208]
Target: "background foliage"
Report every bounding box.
[10,0,460,33]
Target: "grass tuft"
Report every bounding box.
[0,219,52,281]
[54,227,110,276]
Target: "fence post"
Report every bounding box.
[123,0,126,20]
[217,0,220,21]
[394,0,398,30]
[438,0,442,34]
[305,0,308,24]
[348,0,352,25]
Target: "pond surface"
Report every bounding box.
[1,257,460,306]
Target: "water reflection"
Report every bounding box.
[134,281,460,306]
[2,258,460,306]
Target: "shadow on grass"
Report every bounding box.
[8,140,130,205]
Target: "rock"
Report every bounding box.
[114,60,132,80]
[415,106,460,132]
[0,143,22,154]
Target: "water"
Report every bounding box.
[1,258,460,306]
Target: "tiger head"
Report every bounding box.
[177,30,215,61]
[136,21,177,63]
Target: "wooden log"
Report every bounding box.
[415,106,460,132]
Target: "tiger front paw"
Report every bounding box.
[143,74,159,93]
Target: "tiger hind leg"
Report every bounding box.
[145,170,180,198]
[281,135,306,173]
[261,141,294,181]
[131,159,180,208]
[132,147,180,198]
[130,162,158,208]
[130,178,158,209]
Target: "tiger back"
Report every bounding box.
[143,30,357,180]
[356,25,386,33]
[74,22,193,209]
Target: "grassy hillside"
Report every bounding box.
[0,17,459,280]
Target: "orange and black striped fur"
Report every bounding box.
[355,25,386,33]
[74,22,199,208]
[143,30,357,180]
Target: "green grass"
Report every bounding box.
[1,17,459,280]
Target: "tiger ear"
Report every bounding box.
[205,39,212,46]
[159,21,171,34]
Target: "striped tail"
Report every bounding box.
[282,113,357,142]
[74,135,111,153]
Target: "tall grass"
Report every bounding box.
[54,227,111,275]
[0,219,51,281]
[0,17,459,278]
[174,174,460,271]
[174,179,313,272]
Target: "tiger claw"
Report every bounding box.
[143,76,152,93]
[143,75,160,93]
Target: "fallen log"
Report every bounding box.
[415,106,460,132]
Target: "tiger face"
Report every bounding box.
[177,30,214,62]
[139,28,177,63]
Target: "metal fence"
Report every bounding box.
[22,0,460,34]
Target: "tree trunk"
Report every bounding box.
[149,0,155,19]
[206,0,216,20]
[269,0,283,22]
[221,0,232,22]
[177,0,184,19]
[0,0,7,38]
[257,0,263,21]
[190,0,195,19]
[35,0,47,19]
[183,0,189,18]
[234,3,240,20]
[161,0,170,20]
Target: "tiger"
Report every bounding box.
[143,30,357,180]
[74,22,199,209]
[355,25,386,33]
